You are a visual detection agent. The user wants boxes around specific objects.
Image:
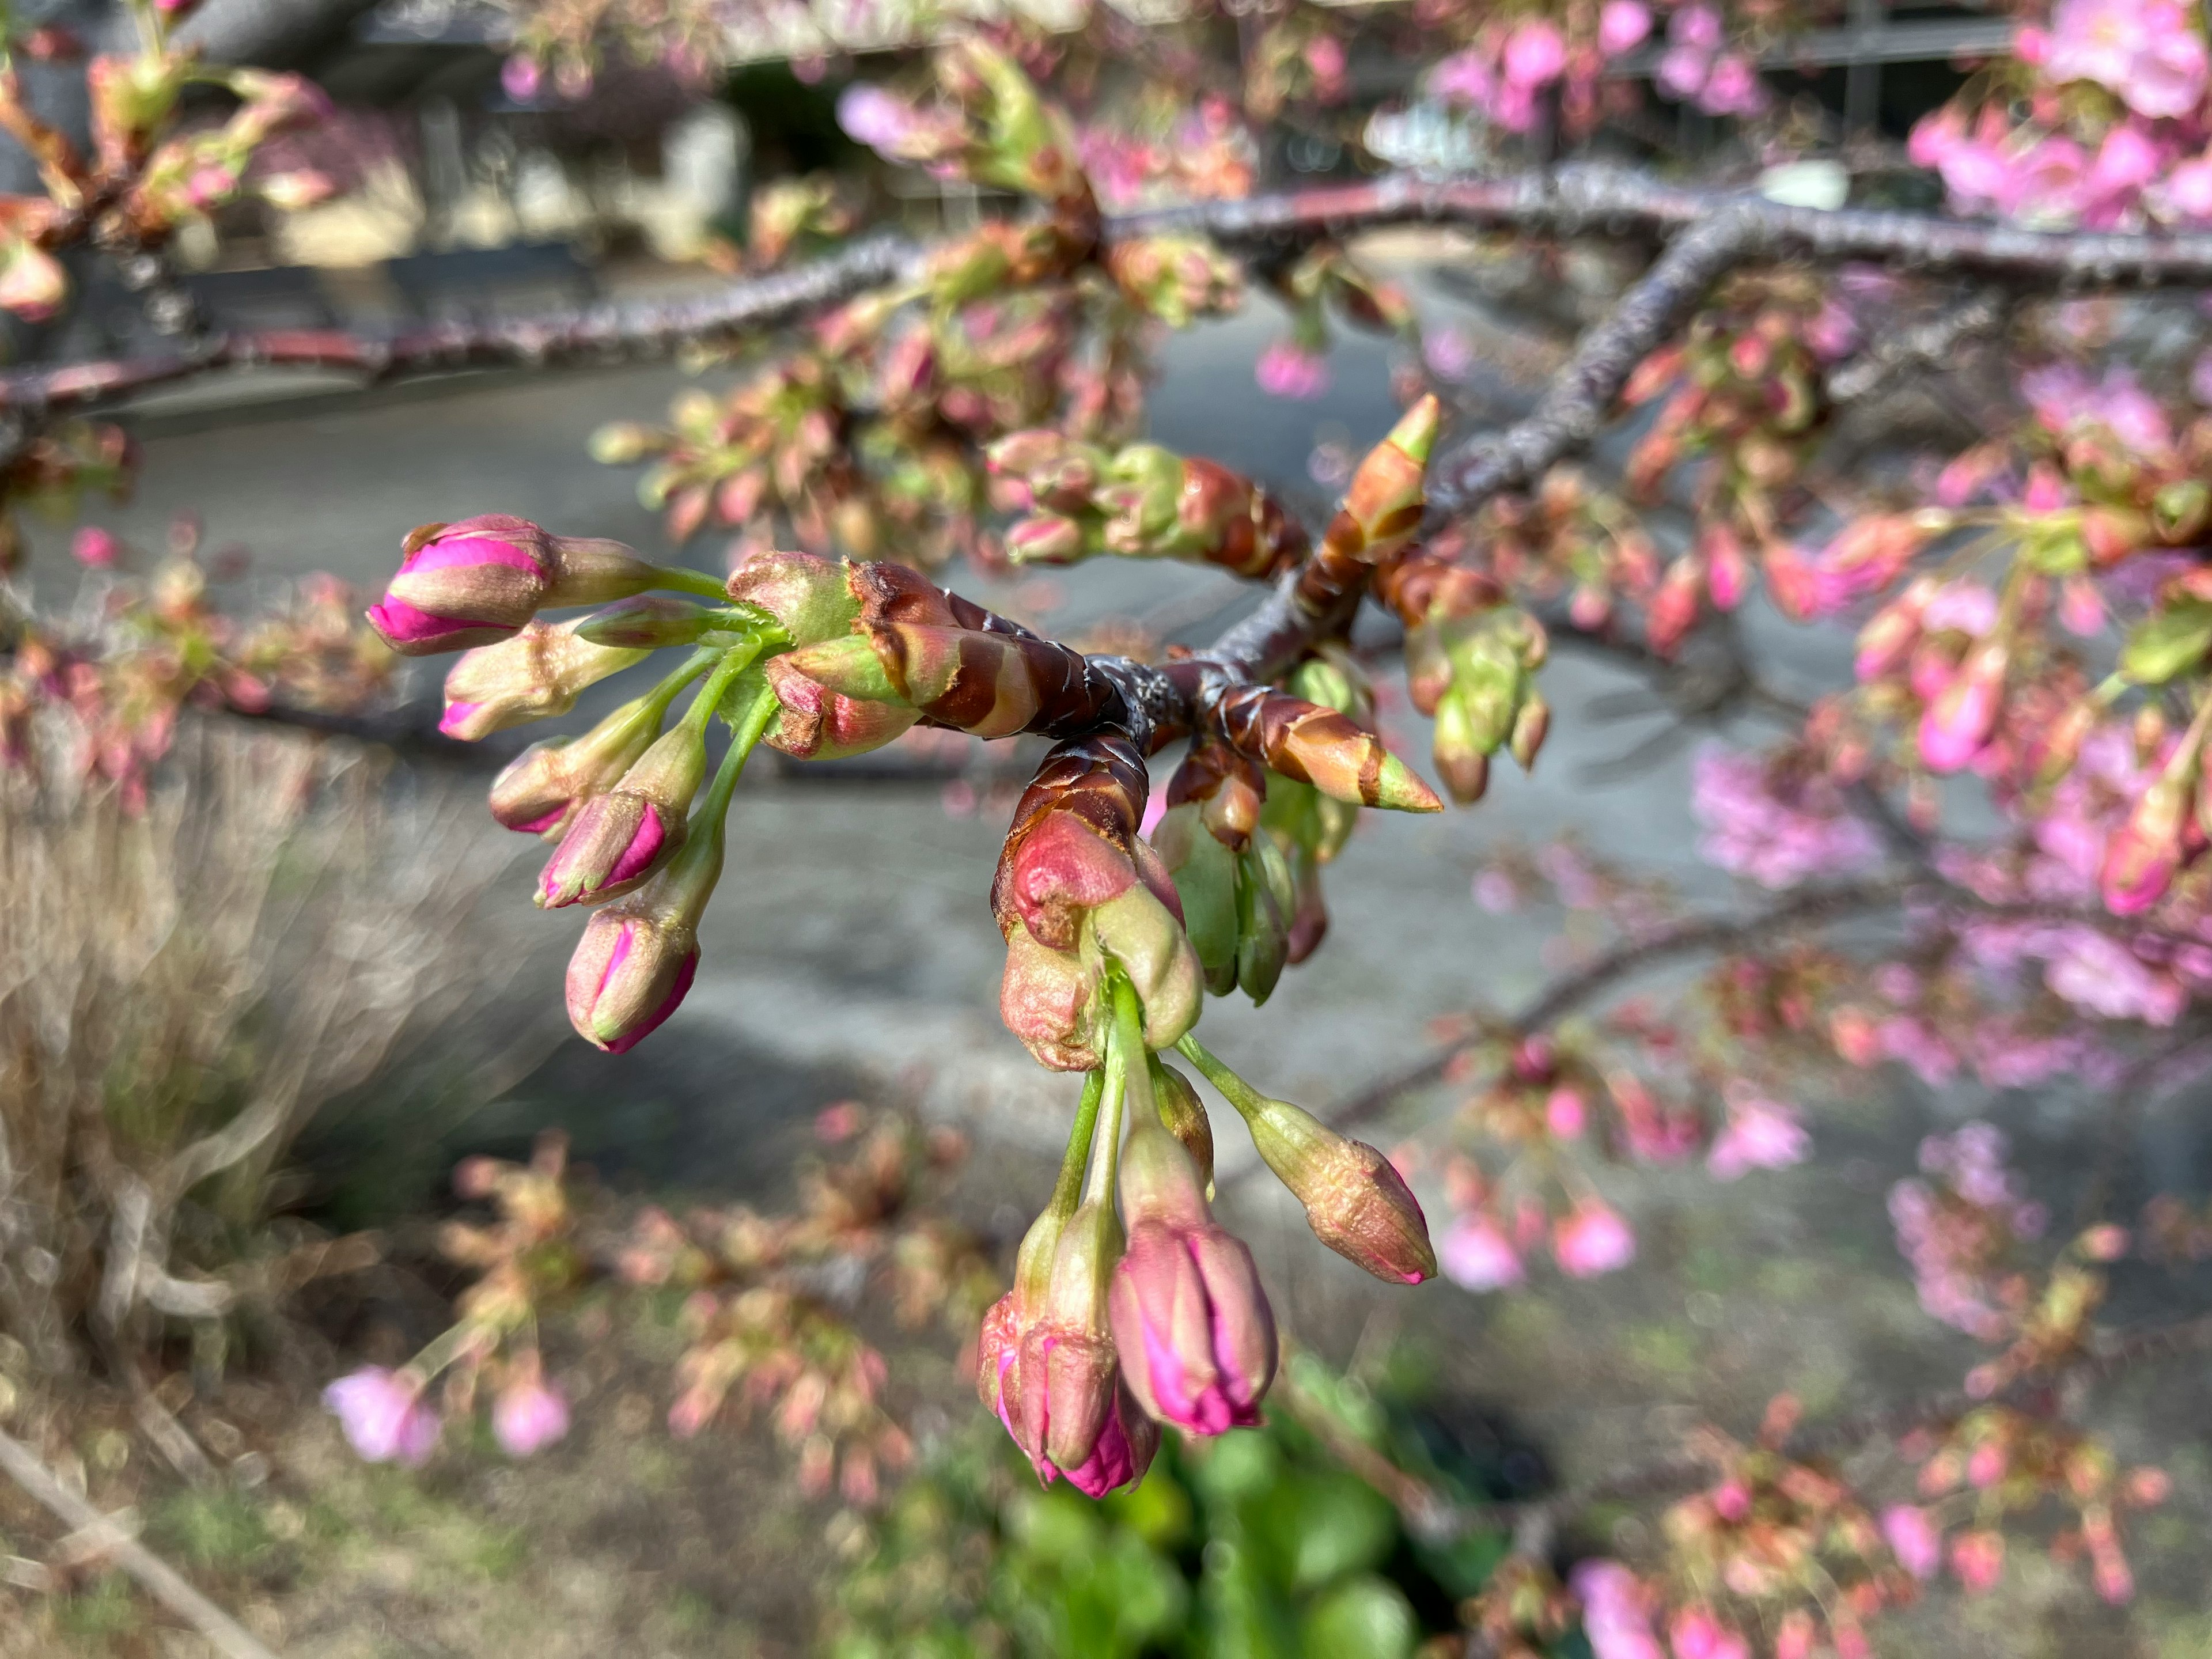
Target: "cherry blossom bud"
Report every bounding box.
[760,653,918,760]
[487,694,664,836]
[1552,1198,1636,1277]
[1150,1058,1214,1194]
[369,516,669,656]
[565,785,730,1051]
[2101,771,2188,914]
[323,1366,440,1467]
[723,547,861,646]
[573,594,718,649]
[539,719,706,907]
[1431,692,1491,805]
[1016,1198,1124,1478]
[1082,882,1203,1051]
[0,239,66,321]
[1647,555,1703,658]
[1918,640,2004,773]
[1508,693,1550,770]
[1327,395,1440,566]
[491,1355,571,1457]
[439,618,649,740]
[1108,1119,1276,1434]
[1238,1094,1435,1283]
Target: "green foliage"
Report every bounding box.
[821,1357,1520,1658]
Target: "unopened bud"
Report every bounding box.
[440,619,647,741]
[724,548,861,646]
[486,694,664,835]
[538,719,706,907]
[1240,1096,1435,1283]
[1508,693,1550,770]
[574,594,718,649]
[1150,1058,1214,1195]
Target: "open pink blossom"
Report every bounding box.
[1554,1198,1636,1277]
[492,1369,571,1457]
[323,1366,440,1467]
[2045,0,2209,119]
[1883,1503,1944,1578]
[1439,1211,1525,1290]
[1707,1093,1811,1180]
[1256,339,1329,399]
[1599,0,1653,56]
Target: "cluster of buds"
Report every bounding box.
[839,39,1094,218]
[1379,551,1548,805]
[1102,234,1243,328]
[1898,1406,2169,1604]
[325,1135,582,1466]
[1647,1400,1913,1659]
[0,39,329,331]
[978,993,1433,1494]
[2,527,391,804]
[986,430,1309,578]
[1467,467,1662,632]
[1243,12,1351,120]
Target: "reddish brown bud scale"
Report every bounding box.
[1166,737,1267,852]
[992,732,1151,941]
[1210,683,1441,813]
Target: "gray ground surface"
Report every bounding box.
[22,272,2212,1654]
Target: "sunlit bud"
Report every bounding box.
[1083,884,1203,1050]
[438,619,648,740]
[256,169,335,211]
[1006,511,1088,564]
[1431,691,1491,804]
[723,547,861,646]
[1918,639,2004,773]
[539,718,706,907]
[574,594,718,649]
[1109,1119,1276,1434]
[1150,1058,1214,1194]
[759,653,918,760]
[369,516,668,656]
[1508,694,1550,770]
[2102,770,2188,915]
[564,795,726,1052]
[1001,927,1102,1071]
[486,694,665,836]
[1324,394,1439,566]
[1239,1094,1435,1283]
[1215,683,1441,812]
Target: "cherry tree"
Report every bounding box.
[11,0,2212,1650]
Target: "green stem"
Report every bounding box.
[1082,976,1144,1211]
[704,671,780,818]
[652,565,737,601]
[1048,1070,1107,1220]
[1176,1033,1264,1119]
[641,647,719,724]
[680,639,767,735]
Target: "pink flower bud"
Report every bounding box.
[1950,1529,2005,1593]
[439,618,648,740]
[1241,1096,1436,1283]
[71,526,119,568]
[1668,1607,1749,1659]
[492,1361,571,1457]
[369,515,667,656]
[1108,1121,1277,1434]
[538,720,706,906]
[1917,641,2003,773]
[1552,1198,1636,1278]
[323,1366,440,1467]
[486,695,664,836]
[1883,1503,1942,1578]
[0,240,66,322]
[2102,772,2187,914]
[564,806,726,1052]
[1438,1210,1524,1291]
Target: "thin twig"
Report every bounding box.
[0,1426,282,1659]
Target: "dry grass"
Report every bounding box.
[0,718,541,1458]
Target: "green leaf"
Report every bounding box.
[2122,600,2212,684]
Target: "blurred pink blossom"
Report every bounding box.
[1439,1212,1525,1290]
[1883,1504,1944,1578]
[1707,1092,1811,1179]
[1554,1198,1637,1277]
[324,1366,440,1466]
[1256,339,1329,399]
